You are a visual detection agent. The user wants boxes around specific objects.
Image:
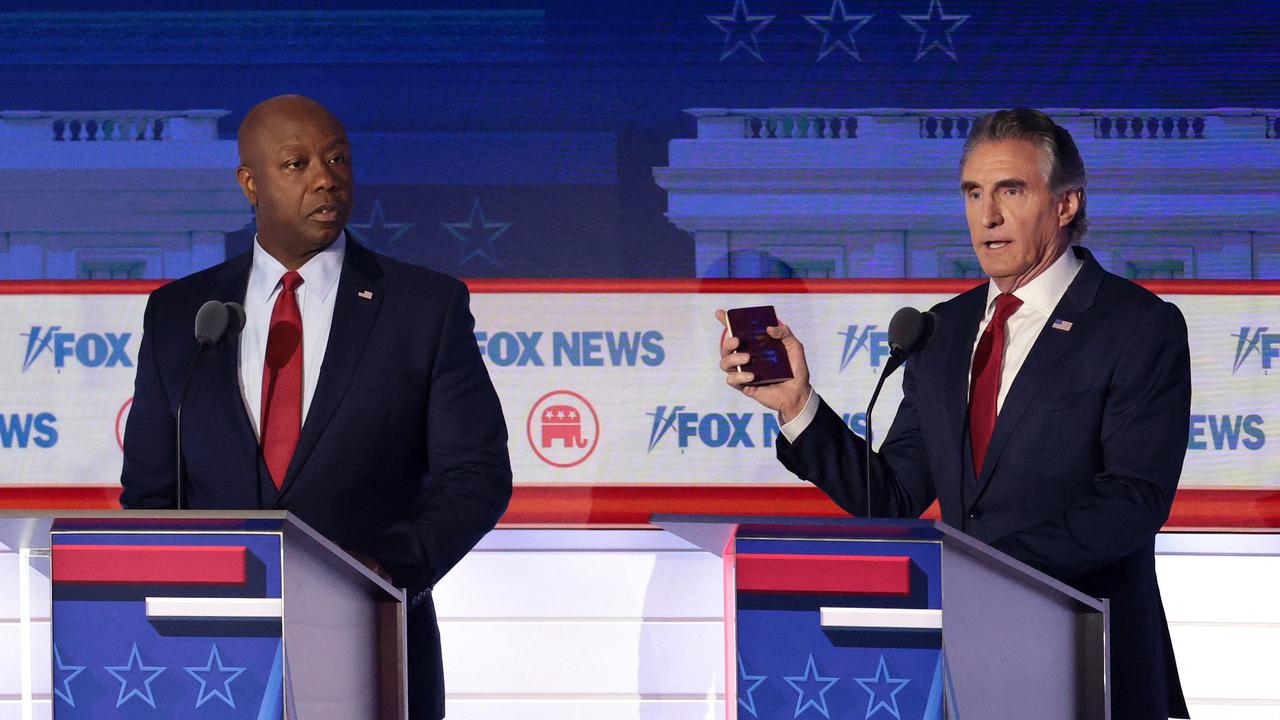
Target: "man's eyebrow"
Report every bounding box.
[993,178,1028,191]
[960,180,979,192]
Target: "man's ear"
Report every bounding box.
[1057,187,1082,228]
[235,166,257,207]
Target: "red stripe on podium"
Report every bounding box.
[52,545,248,585]
[736,553,911,596]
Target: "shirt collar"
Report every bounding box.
[249,231,346,304]
[983,246,1083,319]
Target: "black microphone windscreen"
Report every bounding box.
[919,311,940,351]
[887,307,924,354]
[224,302,247,339]
[194,300,229,347]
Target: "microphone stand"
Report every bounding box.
[174,344,212,510]
[864,352,906,518]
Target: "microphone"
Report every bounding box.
[225,302,246,340]
[864,307,940,517]
[176,301,244,509]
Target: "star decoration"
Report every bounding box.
[105,643,166,709]
[854,656,911,719]
[52,645,86,707]
[185,644,247,709]
[784,654,839,718]
[347,199,413,253]
[443,198,512,267]
[706,0,776,62]
[737,653,768,718]
[901,0,969,61]
[803,0,874,61]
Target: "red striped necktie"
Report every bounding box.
[968,293,1023,476]
[261,270,304,489]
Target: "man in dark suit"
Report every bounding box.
[121,95,512,720]
[718,109,1190,719]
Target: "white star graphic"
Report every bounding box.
[443,198,512,267]
[804,0,874,61]
[52,645,86,707]
[854,656,911,719]
[184,644,247,709]
[784,654,839,718]
[737,653,768,717]
[901,0,969,61]
[706,0,776,62]
[104,643,166,709]
[348,199,413,253]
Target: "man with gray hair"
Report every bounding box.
[718,108,1190,718]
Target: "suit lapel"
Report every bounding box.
[205,254,259,458]
[944,287,987,460]
[968,247,1103,506]
[277,239,384,501]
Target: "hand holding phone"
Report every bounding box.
[725,305,794,386]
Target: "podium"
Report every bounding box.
[0,510,406,720]
[653,515,1109,720]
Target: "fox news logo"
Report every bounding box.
[21,326,134,372]
[1231,327,1280,374]
[838,325,890,371]
[646,405,873,452]
[1187,414,1265,451]
[476,330,664,367]
[0,413,58,449]
[647,405,777,451]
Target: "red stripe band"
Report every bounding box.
[52,545,248,585]
[736,553,912,596]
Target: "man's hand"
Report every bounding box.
[349,550,395,585]
[716,309,813,423]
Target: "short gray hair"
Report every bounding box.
[961,108,1089,243]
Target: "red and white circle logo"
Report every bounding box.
[116,397,134,451]
[526,390,599,468]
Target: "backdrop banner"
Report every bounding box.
[1,285,1275,488]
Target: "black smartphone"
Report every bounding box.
[725,305,794,386]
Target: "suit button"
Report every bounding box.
[967,509,981,519]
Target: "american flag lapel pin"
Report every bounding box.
[1051,319,1073,332]
[357,289,374,300]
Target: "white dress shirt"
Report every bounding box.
[780,247,1083,442]
[238,232,346,439]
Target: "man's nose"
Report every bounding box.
[982,198,1002,228]
[311,160,339,191]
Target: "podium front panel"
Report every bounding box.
[48,522,286,719]
[733,534,948,719]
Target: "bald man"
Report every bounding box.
[121,95,512,719]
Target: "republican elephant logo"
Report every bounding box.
[527,390,599,468]
[540,404,589,448]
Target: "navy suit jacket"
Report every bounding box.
[778,247,1190,719]
[121,239,512,720]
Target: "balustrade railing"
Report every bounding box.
[0,110,226,144]
[688,108,1280,142]
[918,115,977,139]
[1094,114,1205,139]
[742,113,859,139]
[52,114,169,141]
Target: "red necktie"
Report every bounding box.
[968,293,1023,476]
[261,271,304,489]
